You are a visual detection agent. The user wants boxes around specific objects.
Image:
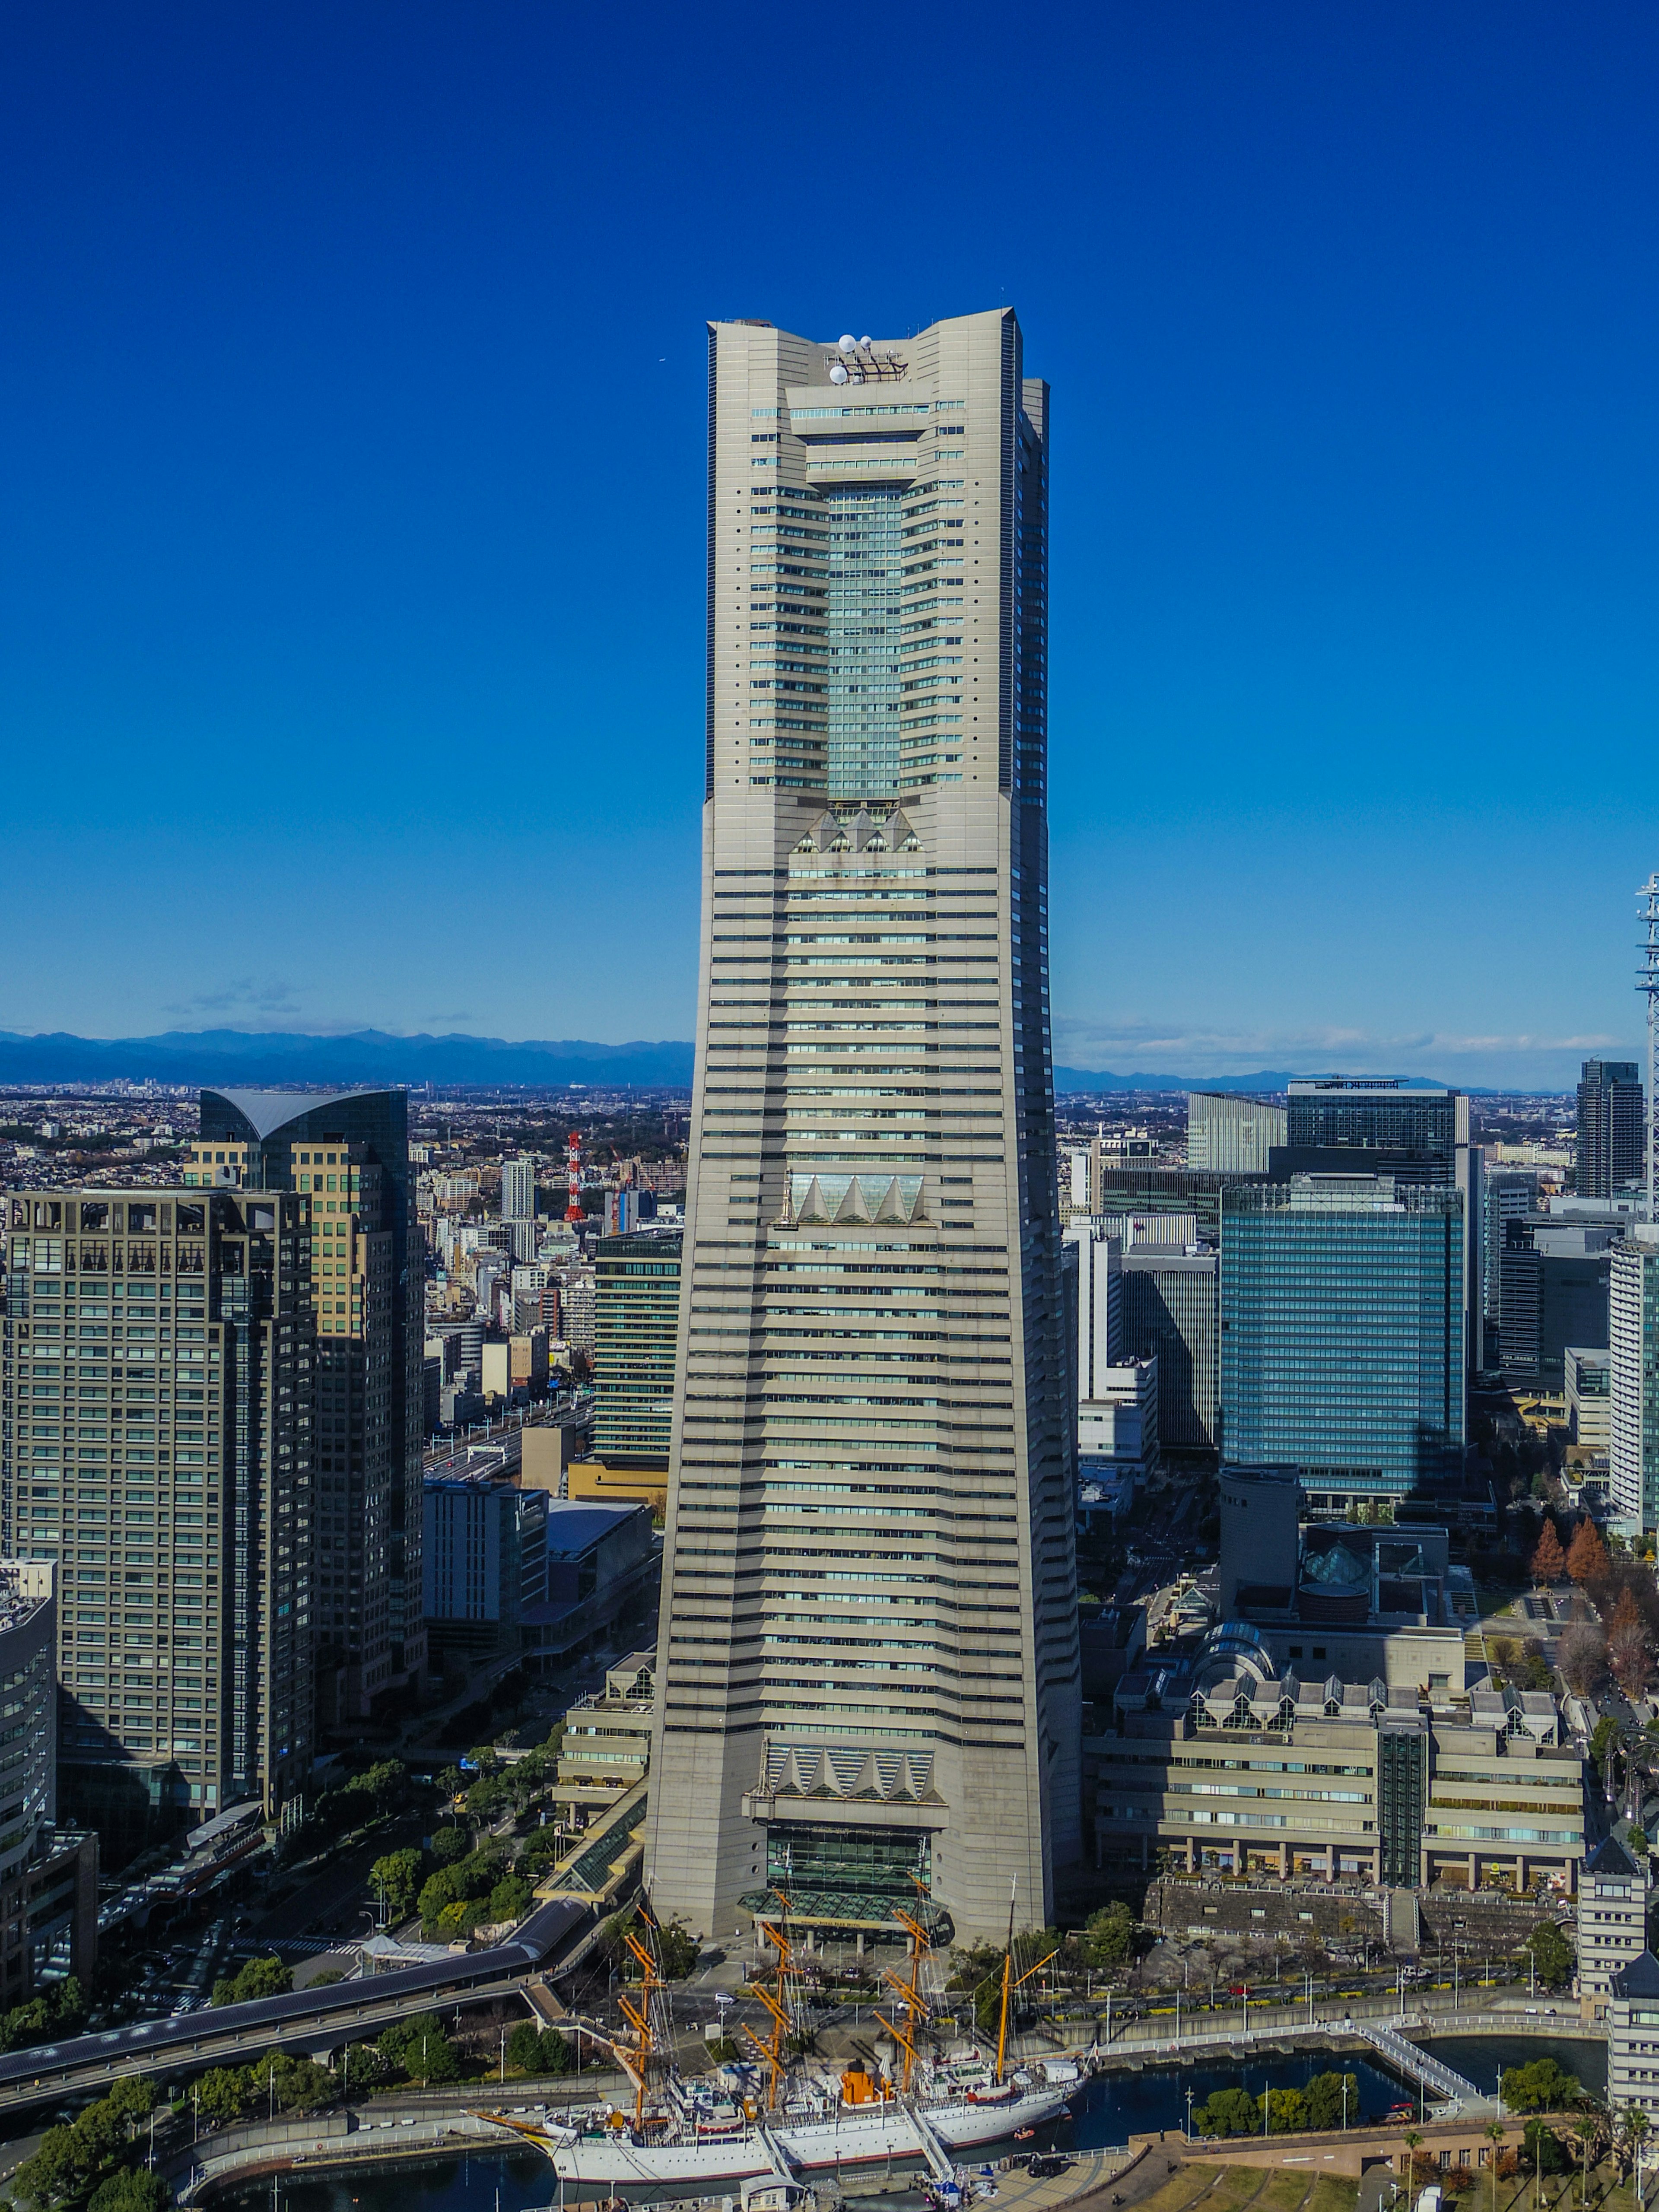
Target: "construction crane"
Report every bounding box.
[565,1129,585,1224]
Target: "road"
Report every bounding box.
[254,1818,427,1946]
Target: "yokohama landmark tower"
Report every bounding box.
[646,309,1078,1946]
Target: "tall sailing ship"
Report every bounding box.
[475,1897,1076,2191]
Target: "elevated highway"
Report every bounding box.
[0,1899,592,2120]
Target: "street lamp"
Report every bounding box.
[1185,2088,1194,2145]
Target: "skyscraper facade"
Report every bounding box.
[1610,1230,1659,1535]
[1220,1175,1465,1513]
[1281,1077,1481,1380]
[592,1228,682,1460]
[1186,1093,1286,1173]
[501,1158,537,1224]
[1121,1247,1220,1450]
[646,309,1078,1946]
[194,1090,424,1716]
[1576,1059,1644,1202]
[1,1184,312,1842]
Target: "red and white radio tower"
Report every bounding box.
[565,1129,585,1224]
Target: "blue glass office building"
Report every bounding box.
[1220,1176,1465,1512]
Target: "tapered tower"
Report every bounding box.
[645,310,1077,1947]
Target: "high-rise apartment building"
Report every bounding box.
[1063,1220,1123,1397]
[1576,1059,1644,1201]
[592,1230,682,1461]
[502,1157,537,1224]
[2,1185,313,1840]
[1483,1170,1534,1330]
[646,308,1077,1946]
[193,1088,423,1717]
[1186,1093,1286,1173]
[1610,1228,1659,1535]
[1220,1175,1465,1513]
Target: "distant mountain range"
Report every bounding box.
[0,1030,696,1089]
[0,1033,1521,1097]
[1054,1067,1297,1094]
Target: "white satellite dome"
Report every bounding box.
[829,363,849,385]
[859,334,872,348]
[838,334,857,353]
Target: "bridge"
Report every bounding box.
[1355,2022,1486,2113]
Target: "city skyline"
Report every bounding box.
[7,10,1659,1089]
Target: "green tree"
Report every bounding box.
[429,1824,471,1866]
[309,1969,346,1988]
[1304,2072,1360,2131]
[192,2068,250,2125]
[1522,2120,1569,2174]
[1503,2058,1583,2113]
[105,2078,156,2130]
[655,1915,699,1980]
[370,1847,423,1923]
[70,2100,121,2174]
[487,1875,534,1924]
[251,2055,338,2114]
[14,2127,79,2207]
[1263,2088,1307,2134]
[1524,1923,1575,1992]
[87,2174,168,2212]
[418,1867,464,1926]
[213,1955,292,2006]
[379,2012,461,2085]
[1081,1901,1135,1971]
[1195,2088,1262,2137]
[507,2021,571,2075]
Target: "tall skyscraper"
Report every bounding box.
[1610,1229,1659,1535]
[592,1228,682,1462]
[2,1184,312,1843]
[646,309,1077,1945]
[501,1157,537,1224]
[194,1089,424,1717]
[1576,1059,1644,1201]
[1280,1076,1482,1378]
[1220,1174,1465,1515]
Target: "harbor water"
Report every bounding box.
[221,2046,1421,2212]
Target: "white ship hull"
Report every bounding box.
[521,2087,1068,2188]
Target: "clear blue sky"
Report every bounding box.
[5,3,1659,1087]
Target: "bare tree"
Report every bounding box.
[1557,1622,1608,1697]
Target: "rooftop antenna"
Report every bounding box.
[1640,875,1659,1223]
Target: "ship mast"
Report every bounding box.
[744,1891,801,2112]
[994,1885,1058,2087]
[880,1888,934,2094]
[616,1898,673,2125]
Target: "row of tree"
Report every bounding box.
[1193,2071,1361,2136]
[12,2076,165,2212]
